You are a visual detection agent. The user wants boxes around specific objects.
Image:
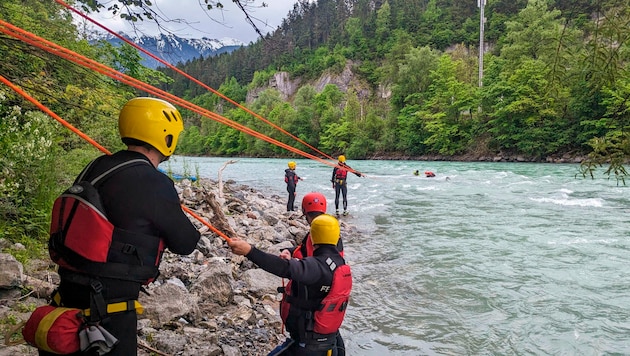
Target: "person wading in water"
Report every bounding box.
[331,155,363,216]
[285,161,303,211]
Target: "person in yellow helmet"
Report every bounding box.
[41,98,200,356]
[285,161,303,211]
[331,155,364,216]
[228,214,351,356]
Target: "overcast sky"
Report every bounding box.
[84,1,300,44]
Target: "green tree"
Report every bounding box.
[421,55,478,155]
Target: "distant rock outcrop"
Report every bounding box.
[246,60,374,103]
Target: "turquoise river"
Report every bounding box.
[163,157,629,355]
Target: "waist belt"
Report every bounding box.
[52,291,143,317]
[83,300,143,317]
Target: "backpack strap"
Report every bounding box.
[87,158,152,186]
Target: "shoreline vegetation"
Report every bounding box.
[0,177,362,355]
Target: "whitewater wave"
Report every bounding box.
[530,196,603,207]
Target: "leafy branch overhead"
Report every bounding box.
[75,0,267,39]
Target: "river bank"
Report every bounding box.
[0,177,361,355]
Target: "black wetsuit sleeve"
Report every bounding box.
[347,164,362,177]
[247,247,323,284]
[247,247,291,278]
[152,179,201,255]
[331,167,337,182]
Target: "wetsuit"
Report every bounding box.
[247,245,349,356]
[42,150,200,356]
[285,168,300,211]
[283,233,346,355]
[331,163,362,213]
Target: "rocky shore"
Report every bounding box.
[0,178,362,355]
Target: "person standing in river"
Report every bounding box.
[331,155,363,216]
[285,161,303,212]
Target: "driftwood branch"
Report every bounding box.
[204,191,238,240]
[217,160,237,199]
[138,341,172,356]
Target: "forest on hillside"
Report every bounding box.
[0,0,629,247]
[164,0,629,175]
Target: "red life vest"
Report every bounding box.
[49,159,164,284]
[334,167,348,180]
[279,254,352,337]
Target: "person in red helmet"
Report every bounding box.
[280,192,344,259]
[278,192,346,355]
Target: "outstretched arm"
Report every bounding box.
[347,164,364,177]
[228,238,291,278]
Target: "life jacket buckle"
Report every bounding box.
[89,280,103,294]
[121,243,136,254]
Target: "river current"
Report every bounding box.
[163,156,629,355]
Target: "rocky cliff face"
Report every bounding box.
[246,60,381,103]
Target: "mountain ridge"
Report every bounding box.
[102,33,244,69]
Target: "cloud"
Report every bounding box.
[82,0,299,43]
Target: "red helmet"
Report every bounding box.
[302,192,327,214]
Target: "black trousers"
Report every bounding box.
[287,187,296,211]
[334,183,348,210]
[40,272,141,356]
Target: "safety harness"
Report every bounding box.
[24,158,154,354]
[279,253,352,349]
[49,158,164,284]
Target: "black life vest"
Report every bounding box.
[285,169,299,188]
[280,253,352,340]
[49,159,164,284]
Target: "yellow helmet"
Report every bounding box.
[288,161,296,169]
[338,155,346,163]
[310,214,340,246]
[119,97,184,157]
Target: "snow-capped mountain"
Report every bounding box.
[103,33,244,69]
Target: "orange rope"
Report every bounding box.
[0,75,111,155]
[0,20,346,171]
[0,74,232,242]
[54,0,335,162]
[181,206,232,243]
